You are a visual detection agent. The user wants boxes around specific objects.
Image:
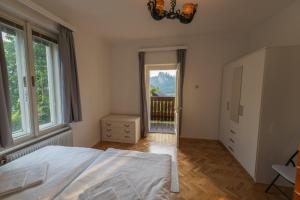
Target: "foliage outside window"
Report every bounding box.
[3,32,21,131]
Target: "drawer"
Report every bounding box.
[102,132,135,144]
[102,131,114,140]
[228,129,238,143]
[229,129,238,136]
[102,127,134,135]
[228,134,236,143]
[102,131,134,140]
[228,137,236,148]
[102,121,135,129]
[115,133,135,142]
[102,126,114,135]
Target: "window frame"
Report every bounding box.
[28,25,65,137]
[0,11,67,145]
[31,29,62,134]
[0,15,34,141]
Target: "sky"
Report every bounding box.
[150,70,176,77]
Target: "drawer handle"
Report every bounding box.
[106,134,112,138]
[230,130,236,134]
[230,138,235,143]
[106,123,112,126]
[106,128,112,132]
[124,130,130,134]
[124,124,130,128]
[124,136,130,139]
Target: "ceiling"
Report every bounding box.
[32,0,295,41]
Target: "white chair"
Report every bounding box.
[265,151,298,200]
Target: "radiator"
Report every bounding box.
[4,129,73,163]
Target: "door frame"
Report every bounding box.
[145,64,179,136]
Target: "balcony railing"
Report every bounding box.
[150,96,175,122]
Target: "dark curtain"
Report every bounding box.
[138,52,148,137]
[58,25,82,123]
[177,49,187,136]
[0,33,13,147]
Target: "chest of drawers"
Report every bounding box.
[101,115,141,144]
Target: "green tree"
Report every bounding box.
[150,85,160,96]
[3,32,22,132]
[33,38,51,125]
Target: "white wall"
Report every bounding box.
[110,34,247,139]
[71,29,111,147]
[248,0,300,51]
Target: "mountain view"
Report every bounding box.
[150,71,176,97]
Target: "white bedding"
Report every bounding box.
[56,148,172,200]
[78,174,140,200]
[0,146,171,200]
[0,146,102,200]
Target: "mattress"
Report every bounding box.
[0,146,102,200]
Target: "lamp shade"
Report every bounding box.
[156,0,165,11]
[182,3,195,15]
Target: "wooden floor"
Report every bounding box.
[94,133,292,200]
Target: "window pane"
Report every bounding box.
[32,36,61,129]
[1,25,31,138]
[3,32,21,131]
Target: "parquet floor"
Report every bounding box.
[94,133,292,200]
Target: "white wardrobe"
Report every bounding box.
[219,46,300,183]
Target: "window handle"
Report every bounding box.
[23,77,27,87]
[31,76,35,87]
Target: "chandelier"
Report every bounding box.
[147,0,198,24]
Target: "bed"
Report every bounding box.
[0,146,172,200]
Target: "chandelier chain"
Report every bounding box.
[170,0,176,9]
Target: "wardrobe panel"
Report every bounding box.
[238,49,265,179]
[256,46,300,183]
[219,65,234,145]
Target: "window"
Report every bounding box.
[0,15,64,142]
[32,33,61,130]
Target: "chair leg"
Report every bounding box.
[274,185,292,200]
[265,174,280,193]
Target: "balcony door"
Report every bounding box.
[145,64,180,140]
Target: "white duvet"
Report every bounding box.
[56,148,171,200]
[0,147,171,200]
[0,146,102,200]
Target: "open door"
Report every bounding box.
[175,64,181,147]
[145,64,178,144]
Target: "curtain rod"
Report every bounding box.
[17,0,76,31]
[138,46,187,52]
